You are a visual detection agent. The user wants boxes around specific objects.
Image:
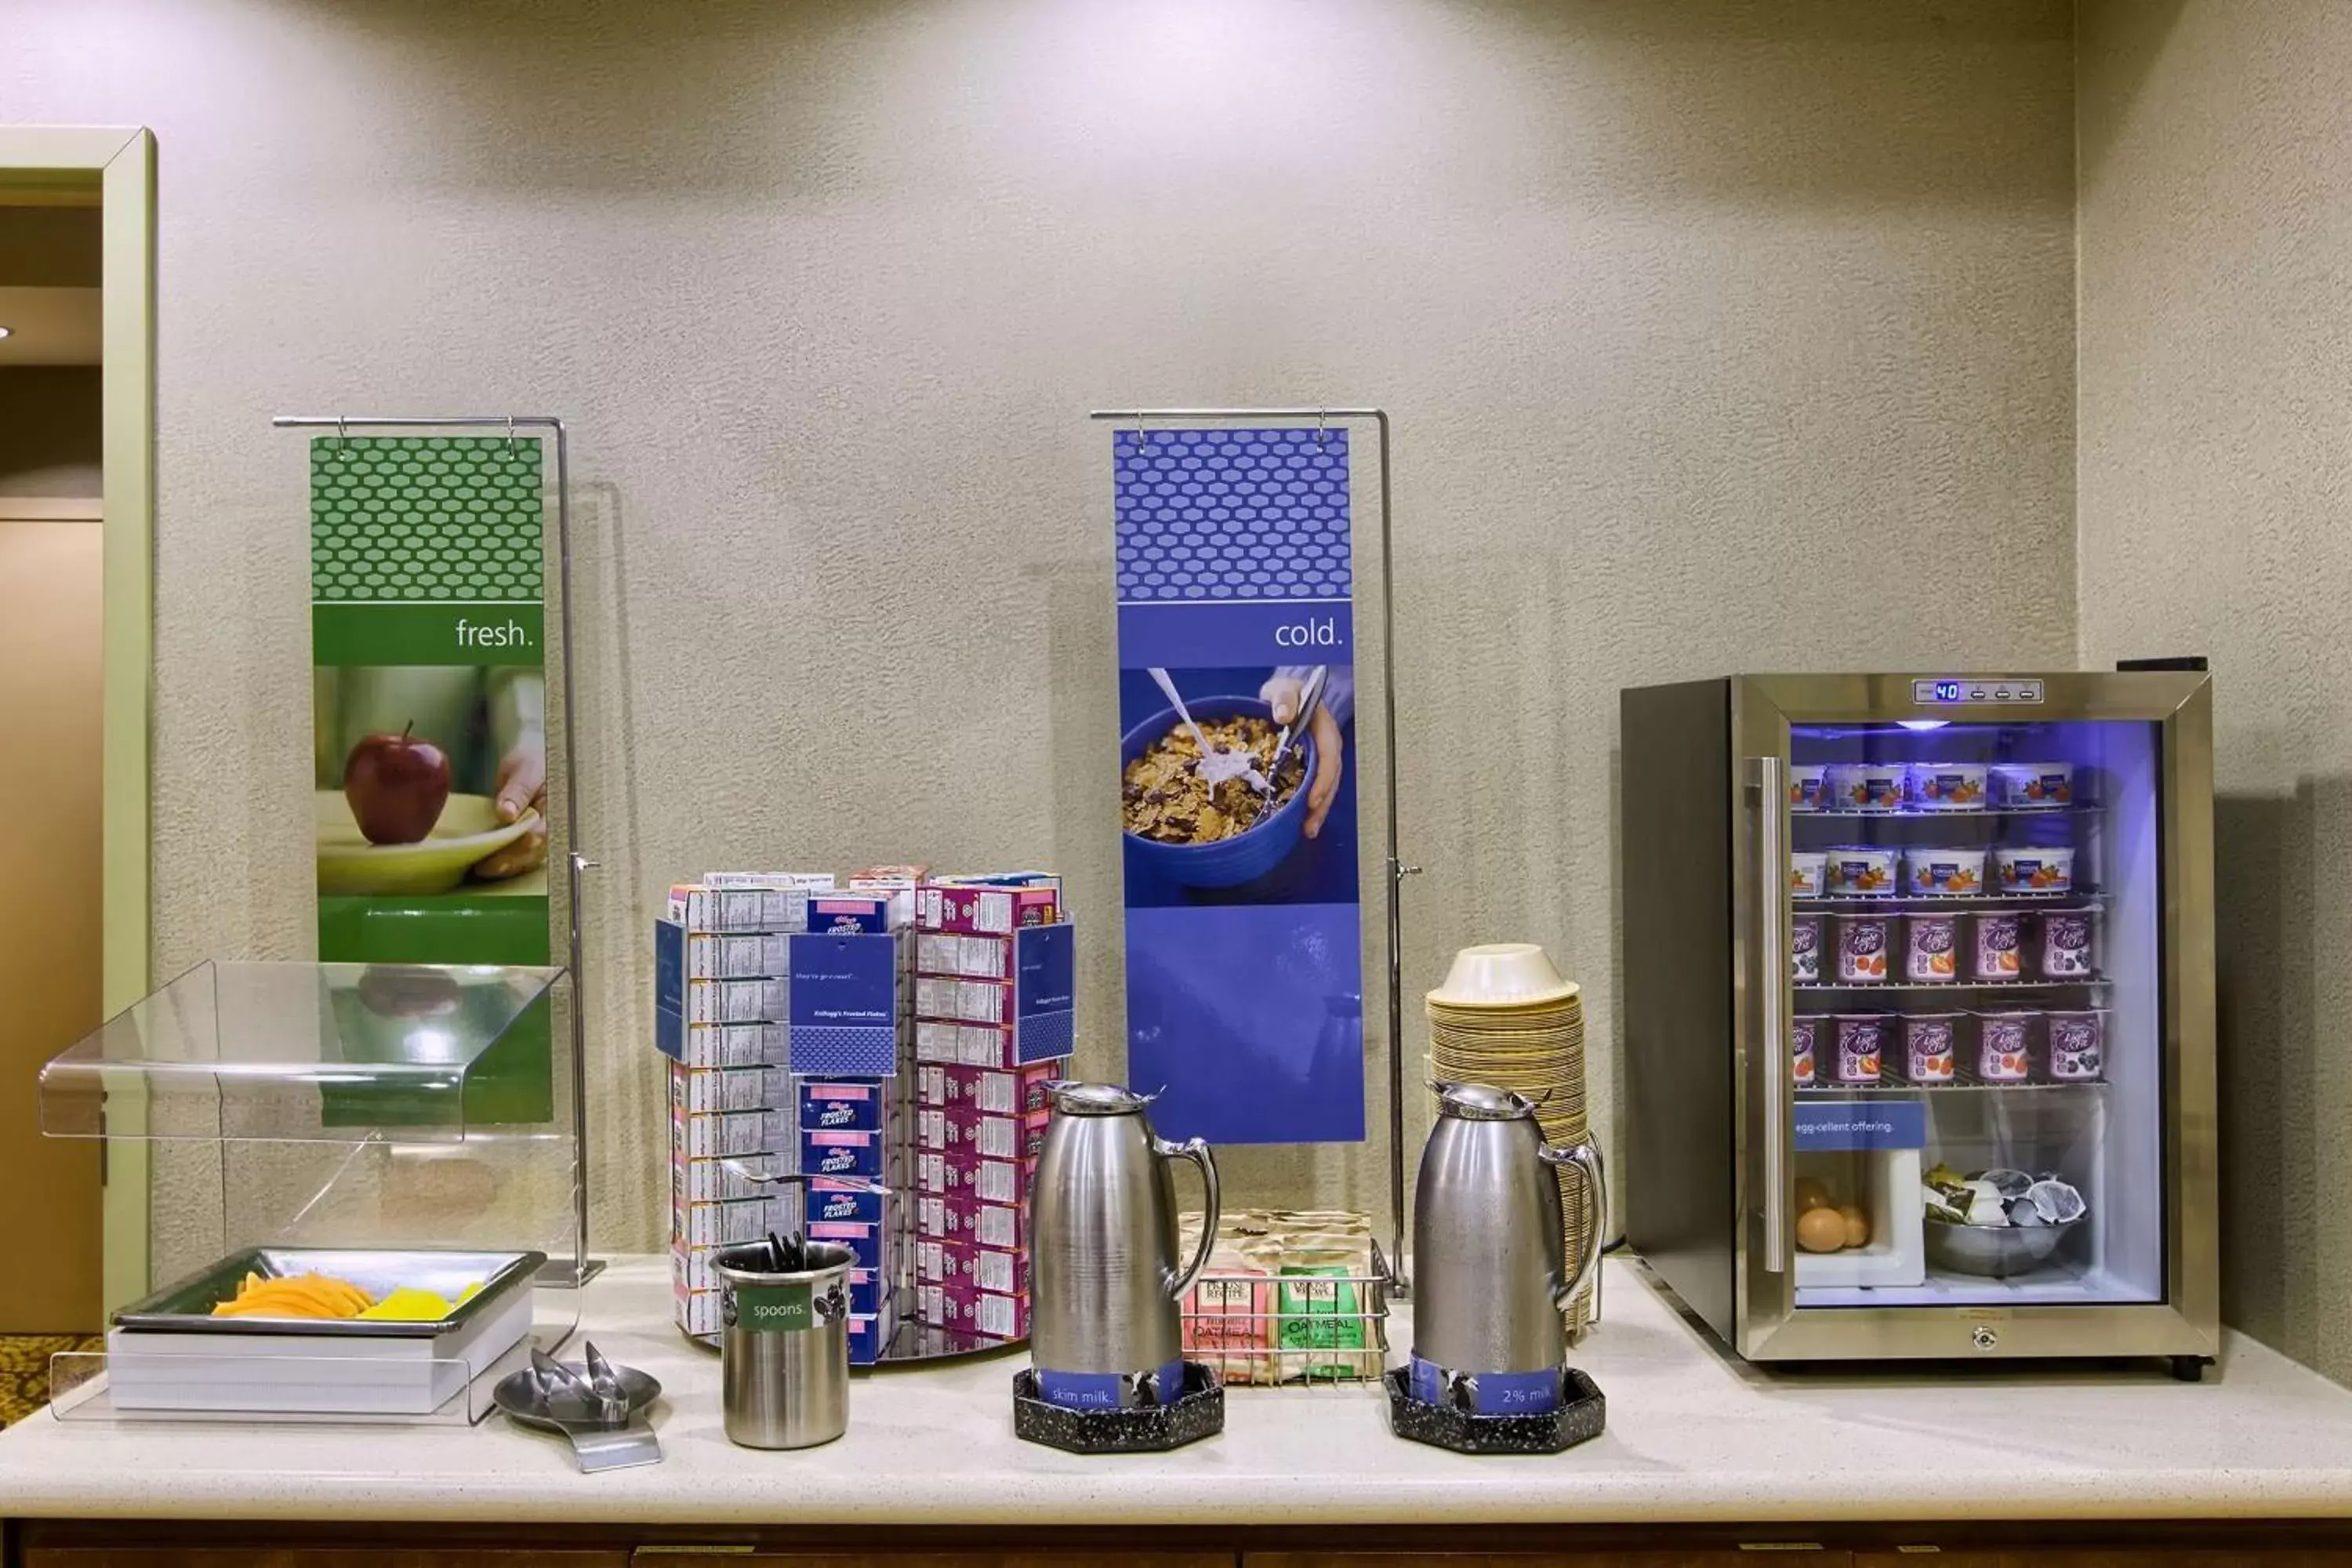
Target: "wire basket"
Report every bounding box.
[1178,1241,1392,1388]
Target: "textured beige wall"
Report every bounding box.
[2,0,2078,1254]
[2078,1,2352,1379]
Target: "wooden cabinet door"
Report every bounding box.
[1249,1554,1846,1567]
[641,1557,1234,1568]
[1858,1555,2352,1567]
[23,1550,629,1568]
[638,1558,1233,1568]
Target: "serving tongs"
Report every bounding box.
[493,1341,663,1472]
[1260,664,1330,800]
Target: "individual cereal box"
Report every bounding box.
[687,931,792,980]
[917,883,1059,935]
[800,1078,893,1132]
[914,1104,1051,1162]
[670,1062,791,1114]
[913,1018,1058,1071]
[806,1177,887,1228]
[848,1297,900,1366]
[916,1193,1029,1250]
[800,1127,891,1179]
[808,891,895,935]
[916,931,1018,981]
[669,873,836,933]
[808,1215,892,1274]
[916,1150,1029,1203]
[661,1018,787,1069]
[916,1280,1028,1339]
[848,865,927,929]
[916,1239,1031,1298]
[915,1060,1059,1116]
[672,1194,797,1248]
[915,975,1017,1026]
[686,977,789,1025]
[847,1266,891,1318]
[676,1107,793,1159]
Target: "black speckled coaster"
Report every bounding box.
[1383,1367,1606,1455]
[1011,1363,1225,1453]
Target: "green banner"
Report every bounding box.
[310,436,553,1124]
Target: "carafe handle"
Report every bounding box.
[1538,1138,1609,1316]
[1152,1135,1221,1299]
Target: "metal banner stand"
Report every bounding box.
[1089,406,1420,1294]
[273,412,603,1289]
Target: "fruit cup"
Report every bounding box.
[1974,1011,2037,1082]
[1824,845,1898,896]
[1902,845,1987,897]
[1790,764,1829,814]
[1994,843,2077,894]
[1903,1014,1959,1083]
[1833,913,1893,984]
[1791,911,1824,982]
[1906,763,1988,811]
[1790,851,1828,899]
[1904,911,1961,982]
[1824,763,1904,813]
[1991,761,2074,809]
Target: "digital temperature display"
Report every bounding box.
[1909,677,2045,706]
[1933,681,1964,702]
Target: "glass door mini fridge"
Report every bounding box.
[1623,673,2217,1376]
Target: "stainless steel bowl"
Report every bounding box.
[1926,1217,2082,1279]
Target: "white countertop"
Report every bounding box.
[8,1256,2352,1526]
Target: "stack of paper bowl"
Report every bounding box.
[1426,942,1596,1337]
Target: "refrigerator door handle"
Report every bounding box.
[1750,754,1794,1274]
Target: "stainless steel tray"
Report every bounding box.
[114,1247,546,1338]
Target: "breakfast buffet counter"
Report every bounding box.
[8,1257,2352,1537]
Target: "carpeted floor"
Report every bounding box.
[0,1334,101,1428]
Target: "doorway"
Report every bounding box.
[0,207,104,1326]
[0,129,154,1340]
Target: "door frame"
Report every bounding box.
[0,125,156,1310]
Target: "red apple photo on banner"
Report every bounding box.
[313,664,548,897]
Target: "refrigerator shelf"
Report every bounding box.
[1795,976,2110,993]
[1798,1075,2105,1095]
[1797,890,2106,909]
[1795,804,2102,821]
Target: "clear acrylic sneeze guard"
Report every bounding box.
[39,960,581,1425]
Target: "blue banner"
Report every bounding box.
[1111,427,1364,1145]
[1795,1098,1927,1152]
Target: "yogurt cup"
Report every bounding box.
[1791,1014,1819,1086]
[1905,911,1961,982]
[1975,1011,2037,1082]
[1907,763,1988,811]
[1824,763,1904,814]
[1833,913,1893,984]
[1902,846,1987,897]
[1831,1014,1886,1084]
[1994,844,2077,894]
[1991,761,2074,809]
[2039,908,2098,979]
[1791,911,1824,982]
[1973,912,2027,981]
[1903,1014,1960,1083]
[1790,764,1830,814]
[1790,851,1828,900]
[2048,1010,2106,1081]
[1824,845,1898,896]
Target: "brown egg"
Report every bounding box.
[1795,1205,1848,1254]
[1838,1203,1871,1249]
[1795,1176,1835,1213]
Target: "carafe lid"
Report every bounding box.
[1433,1081,1535,1122]
[1048,1081,1156,1116]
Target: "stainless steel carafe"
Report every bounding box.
[1410,1082,1606,1410]
[1029,1082,1220,1410]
